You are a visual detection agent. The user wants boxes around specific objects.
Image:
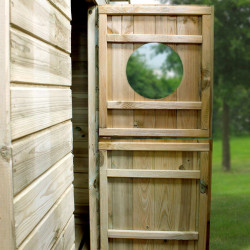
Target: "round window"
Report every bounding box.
[126,43,183,99]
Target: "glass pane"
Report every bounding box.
[126,43,183,99]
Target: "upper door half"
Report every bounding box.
[99,5,214,138]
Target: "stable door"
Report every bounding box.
[98,4,214,250]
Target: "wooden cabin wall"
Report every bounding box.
[71,1,90,231]
[9,0,75,249]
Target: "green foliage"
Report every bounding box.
[126,46,182,99]
[166,0,250,137]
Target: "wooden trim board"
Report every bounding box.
[107,169,200,179]
[107,34,202,43]
[99,5,212,15]
[88,6,99,250]
[99,128,209,137]
[108,229,199,240]
[99,142,210,151]
[107,101,202,110]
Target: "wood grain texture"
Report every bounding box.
[99,5,212,15]
[99,14,108,128]
[100,128,209,137]
[18,185,74,250]
[198,152,210,249]
[11,0,71,52]
[51,215,75,250]
[11,86,72,140]
[107,101,202,110]
[107,169,200,179]
[48,0,71,20]
[14,153,73,247]
[0,0,16,248]
[100,150,109,249]
[10,29,71,86]
[98,5,213,250]
[201,14,213,134]
[13,122,72,195]
[108,229,198,240]
[99,142,209,151]
[74,188,89,206]
[88,6,99,250]
[107,34,202,43]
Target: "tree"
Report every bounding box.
[162,0,250,171]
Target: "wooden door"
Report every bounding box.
[98,4,213,250]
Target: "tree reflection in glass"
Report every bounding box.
[126,43,183,99]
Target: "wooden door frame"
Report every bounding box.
[0,0,16,249]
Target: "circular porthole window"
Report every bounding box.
[126,43,183,99]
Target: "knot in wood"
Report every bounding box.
[0,146,11,162]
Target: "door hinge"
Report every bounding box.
[200,179,208,194]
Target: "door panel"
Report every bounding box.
[99,140,211,249]
[99,4,213,250]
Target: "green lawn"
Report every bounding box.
[210,137,250,250]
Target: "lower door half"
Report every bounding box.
[99,139,212,250]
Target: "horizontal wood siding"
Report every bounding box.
[51,215,75,250]
[18,185,74,250]
[9,0,74,248]
[10,29,71,86]
[14,153,73,247]
[13,121,73,195]
[11,0,71,52]
[48,0,71,20]
[11,86,72,140]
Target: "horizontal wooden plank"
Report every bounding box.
[74,188,89,206]
[72,108,88,124]
[107,169,200,179]
[107,34,202,44]
[74,205,89,215]
[14,153,73,247]
[74,172,88,189]
[108,229,199,240]
[51,215,75,250]
[99,128,209,137]
[19,186,74,250]
[73,158,88,173]
[10,29,71,86]
[11,86,72,140]
[13,121,72,195]
[107,101,202,110]
[48,0,71,20]
[99,5,212,15]
[99,142,209,151]
[11,0,71,52]
[73,141,88,158]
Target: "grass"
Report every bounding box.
[210,137,250,250]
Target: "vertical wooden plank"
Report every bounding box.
[100,150,108,249]
[111,151,133,250]
[99,14,108,128]
[155,16,177,130]
[198,152,209,250]
[133,15,155,250]
[177,17,200,250]
[206,139,213,250]
[88,6,99,250]
[111,15,134,130]
[201,14,213,133]
[177,16,201,130]
[0,0,16,248]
